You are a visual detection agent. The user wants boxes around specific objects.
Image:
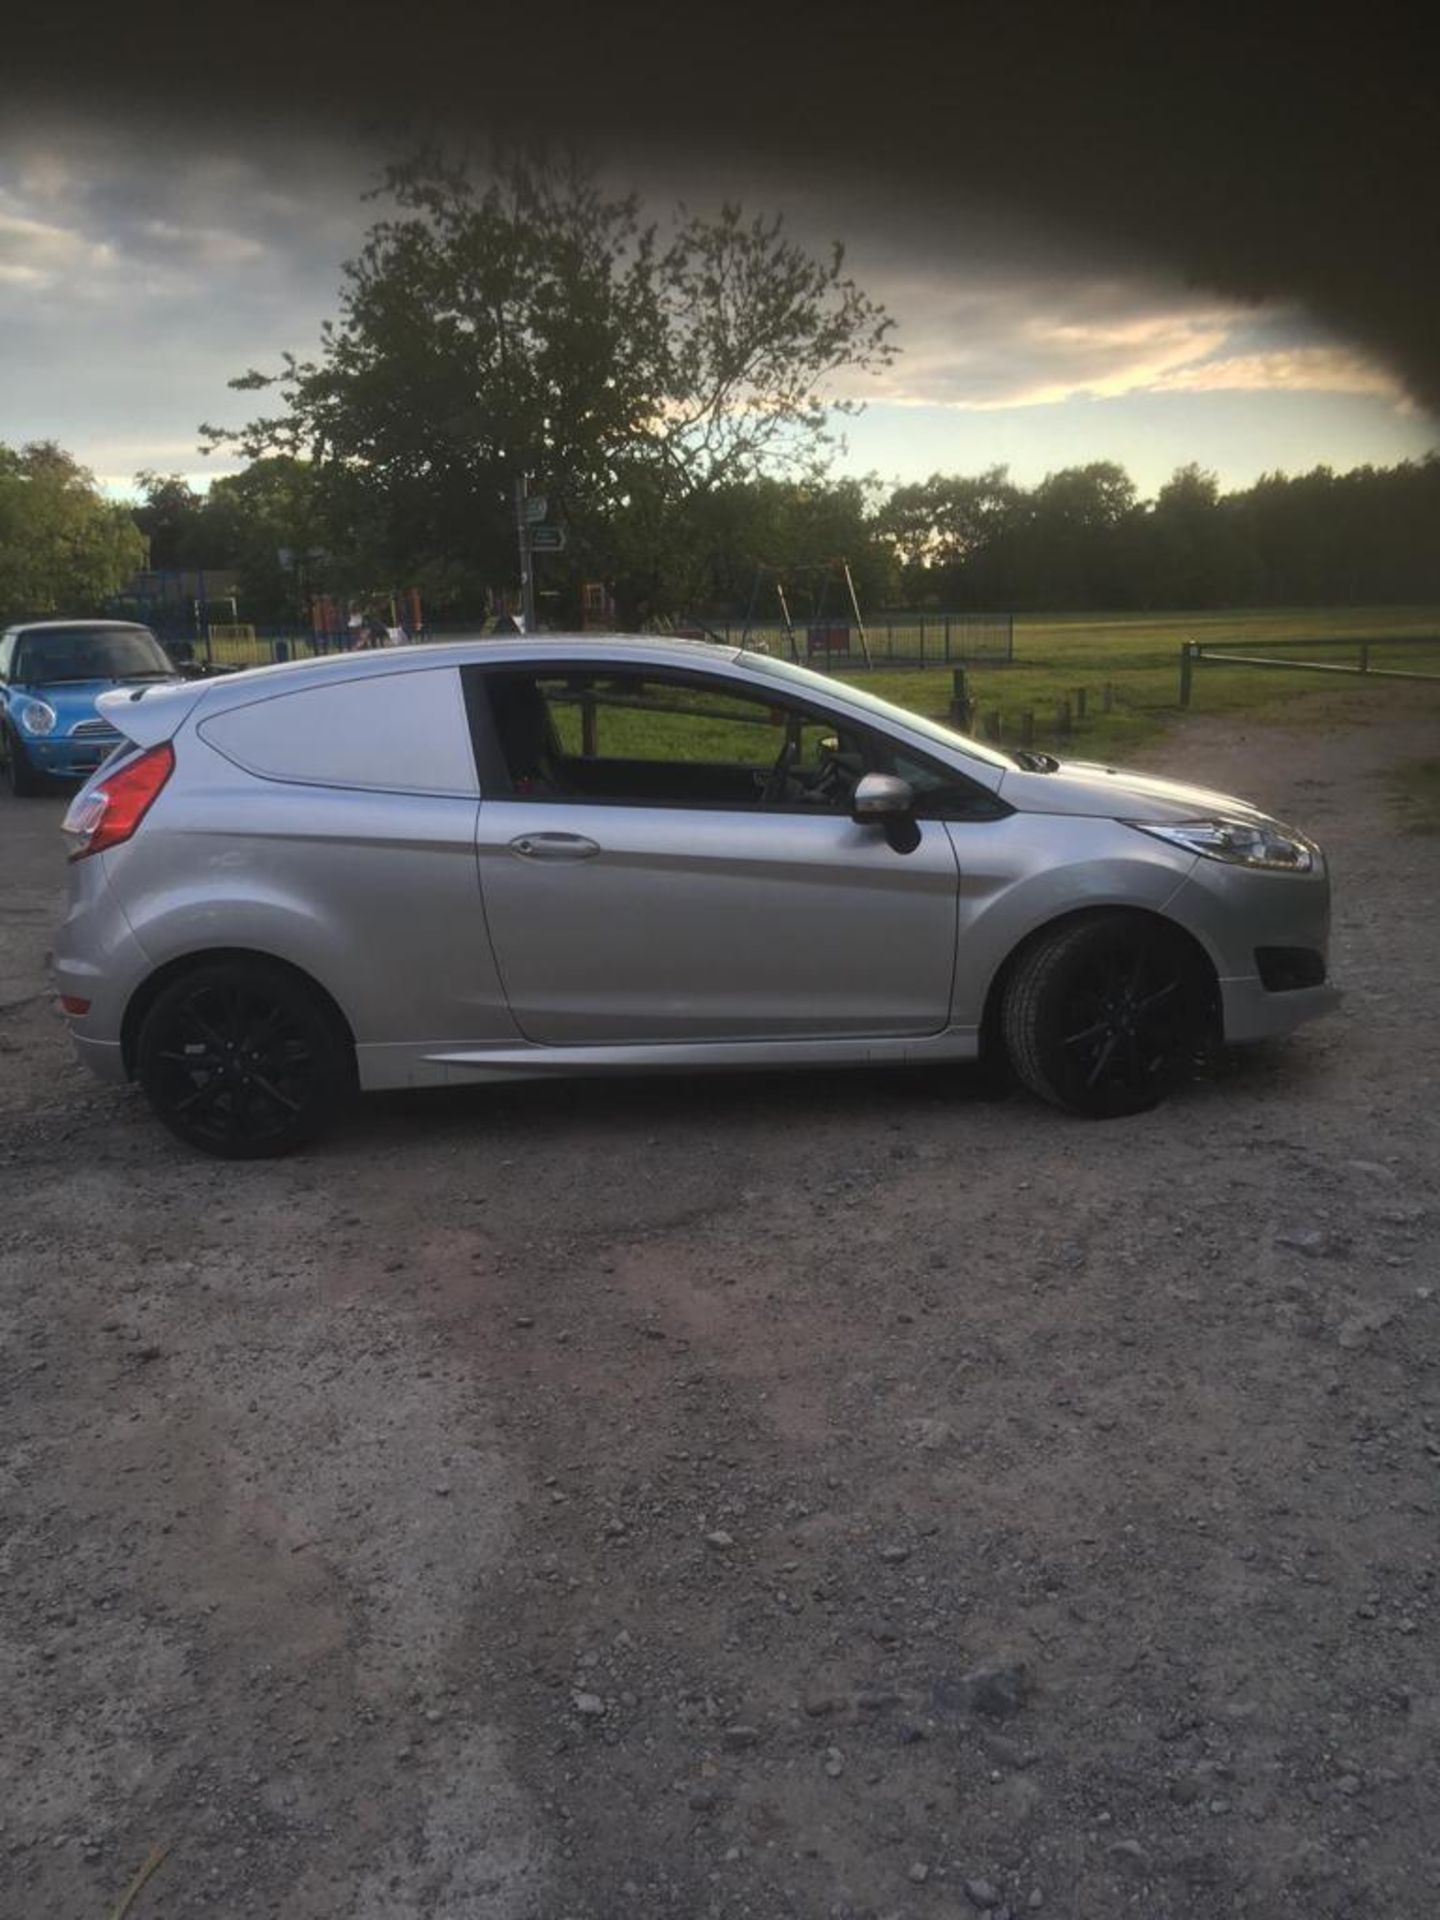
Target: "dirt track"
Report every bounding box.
[2,696,1438,1920]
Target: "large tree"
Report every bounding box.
[0,442,145,623]
[202,147,896,619]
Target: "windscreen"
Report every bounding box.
[13,626,174,685]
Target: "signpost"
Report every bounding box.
[513,476,538,634]
[513,477,566,630]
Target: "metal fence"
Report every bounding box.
[188,613,1016,674]
[1178,633,1440,706]
[726,612,1014,667]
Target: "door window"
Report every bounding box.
[477,667,1005,819]
[482,669,876,811]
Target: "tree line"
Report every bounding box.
[3,147,1437,629]
[7,445,1436,633]
[873,457,1440,612]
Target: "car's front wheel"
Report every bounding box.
[2,725,46,797]
[1002,911,1214,1118]
[135,960,354,1157]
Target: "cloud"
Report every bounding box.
[139,219,267,267]
[0,120,1425,496]
[1150,345,1406,402]
[0,206,117,288]
[826,260,1408,416]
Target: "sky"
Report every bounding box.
[1,120,1435,505]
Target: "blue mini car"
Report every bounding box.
[0,620,181,795]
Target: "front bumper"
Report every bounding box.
[1218,976,1342,1043]
[1165,850,1340,1046]
[25,732,123,780]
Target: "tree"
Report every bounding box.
[203,147,896,620]
[872,468,1023,603]
[1140,464,1262,607]
[0,442,145,623]
[133,472,207,570]
[196,457,342,623]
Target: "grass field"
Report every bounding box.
[840,606,1440,761]
[208,605,1440,765]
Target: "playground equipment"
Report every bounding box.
[739,559,873,667]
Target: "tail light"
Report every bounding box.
[61,742,175,861]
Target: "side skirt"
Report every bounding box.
[354,1027,981,1091]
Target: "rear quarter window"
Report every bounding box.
[196,667,477,795]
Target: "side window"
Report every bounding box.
[197,668,477,795]
[0,634,13,682]
[483,669,877,811]
[883,742,1007,818]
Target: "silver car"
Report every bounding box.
[51,636,1338,1156]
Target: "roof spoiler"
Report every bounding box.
[96,681,207,750]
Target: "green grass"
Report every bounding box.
[1388,758,1440,834]
[835,606,1440,761]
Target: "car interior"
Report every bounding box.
[483,669,876,809]
[479,668,1009,819]
[13,629,171,685]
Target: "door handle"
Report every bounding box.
[508,832,601,861]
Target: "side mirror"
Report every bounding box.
[851,772,921,854]
[851,772,915,821]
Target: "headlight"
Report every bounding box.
[1127,816,1315,873]
[18,699,57,736]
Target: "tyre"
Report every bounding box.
[1002,911,1213,1118]
[135,960,353,1158]
[3,726,45,797]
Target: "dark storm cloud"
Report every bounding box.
[5,0,1436,426]
[4,5,1431,429]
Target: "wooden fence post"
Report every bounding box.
[1021,708,1035,746]
[1074,686,1088,720]
[950,667,972,730]
[986,708,1002,742]
[1178,642,1194,708]
[1056,698,1072,736]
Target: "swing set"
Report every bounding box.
[739,559,874,668]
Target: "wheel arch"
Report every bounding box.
[977,904,1222,1062]
[121,947,358,1077]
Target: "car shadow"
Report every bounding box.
[339,1057,1008,1154]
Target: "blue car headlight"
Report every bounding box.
[17,698,58,736]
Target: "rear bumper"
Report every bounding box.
[66,1031,130,1086]
[49,853,153,1079]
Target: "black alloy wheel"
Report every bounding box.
[136,961,352,1157]
[1003,911,1213,1117]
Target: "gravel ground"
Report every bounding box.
[2,695,1438,1920]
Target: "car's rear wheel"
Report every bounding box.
[3,725,45,797]
[1002,911,1213,1118]
[136,960,353,1157]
